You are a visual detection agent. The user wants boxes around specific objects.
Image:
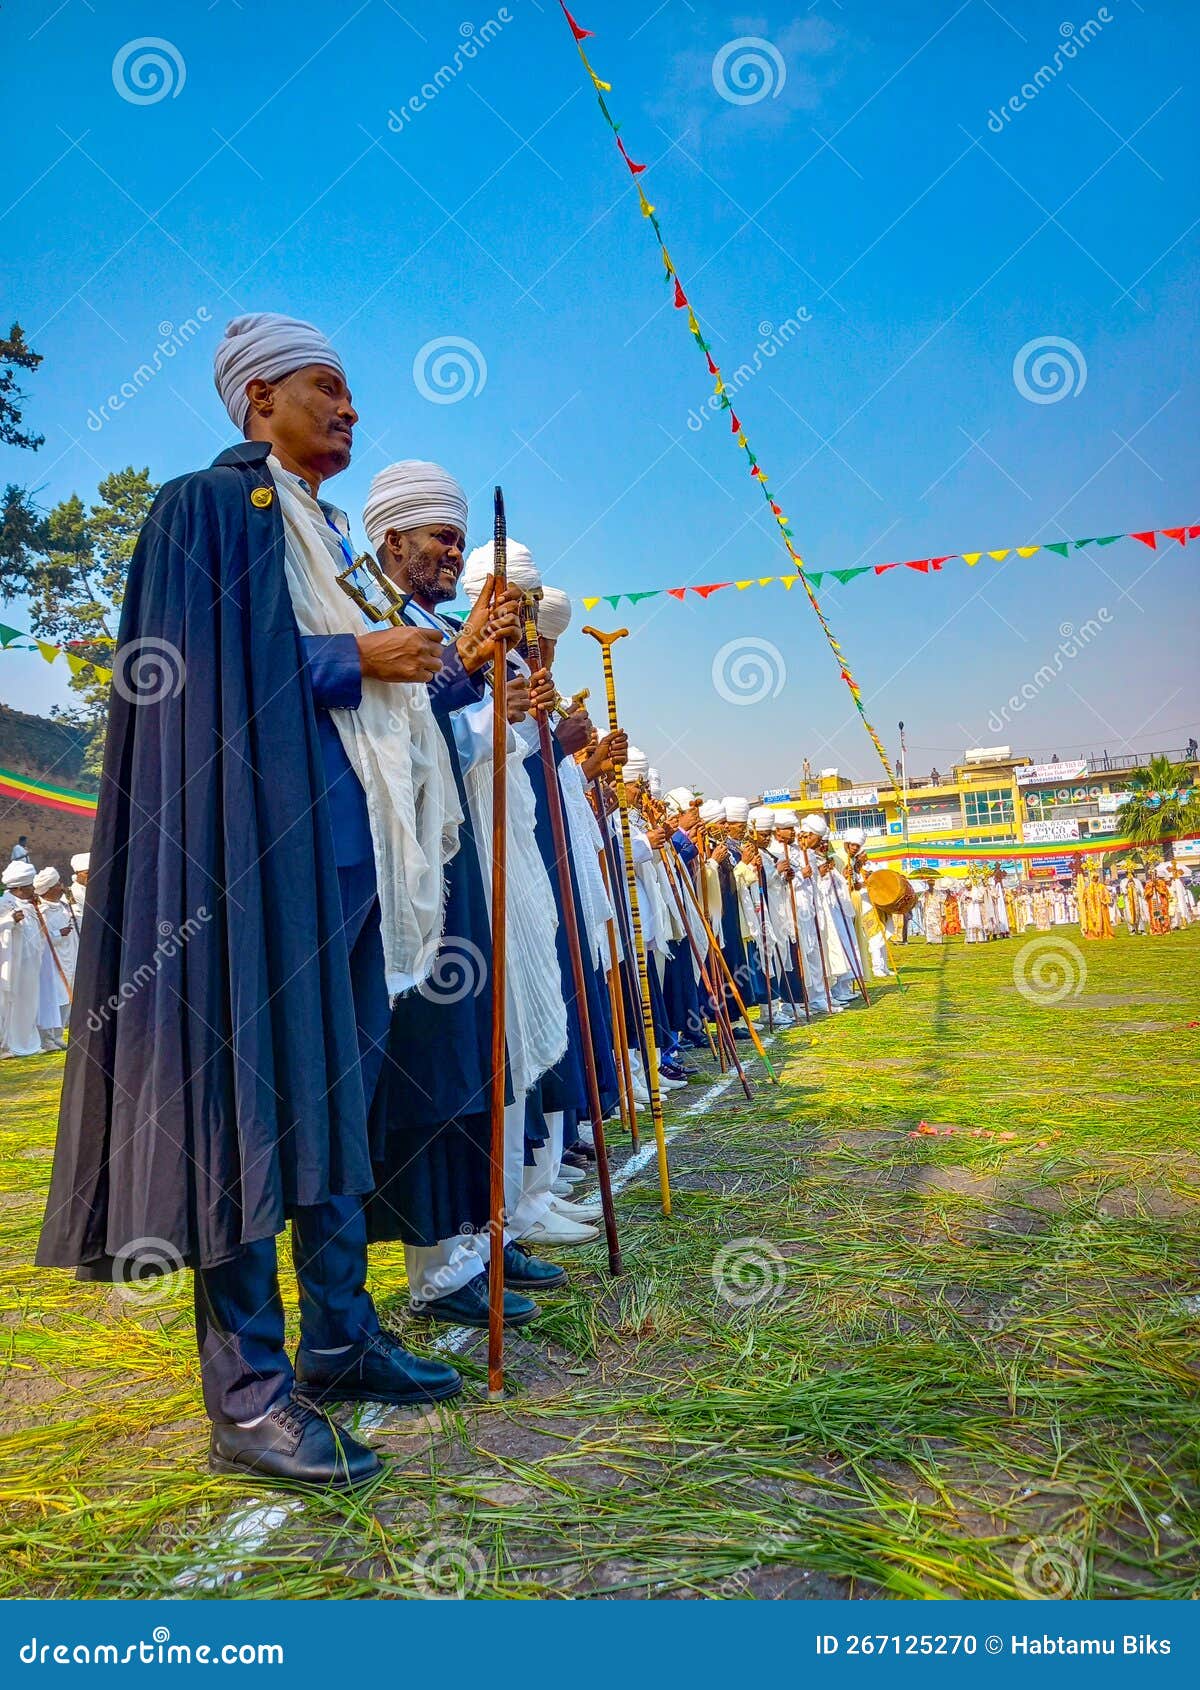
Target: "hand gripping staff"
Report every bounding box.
[487,487,510,1400]
[582,626,671,1217]
[522,599,622,1275]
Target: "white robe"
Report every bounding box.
[37,897,76,1010]
[0,894,47,1056]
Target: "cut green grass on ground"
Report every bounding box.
[2,928,1198,1598]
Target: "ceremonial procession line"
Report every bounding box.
[14,311,906,1496]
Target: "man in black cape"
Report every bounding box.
[36,313,462,1489]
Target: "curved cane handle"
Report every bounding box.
[581,626,630,647]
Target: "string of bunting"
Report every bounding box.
[579,525,1198,608]
[557,2,896,790]
[0,620,114,684]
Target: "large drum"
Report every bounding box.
[867,868,919,918]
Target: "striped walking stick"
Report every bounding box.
[486,487,509,1400]
[582,627,671,1216]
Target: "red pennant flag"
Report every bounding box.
[667,587,686,600]
[616,137,646,175]
[560,4,592,41]
[729,411,740,432]
[672,277,687,308]
[750,465,764,479]
[692,583,732,599]
[904,560,931,573]
[1161,527,1188,545]
[1190,525,1200,540]
[770,502,782,515]
[1131,531,1157,548]
[705,351,718,375]
[874,563,899,575]
[928,555,952,569]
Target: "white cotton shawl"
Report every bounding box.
[269,460,461,993]
[463,715,567,1097]
[558,757,614,972]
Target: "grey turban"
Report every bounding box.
[213,312,345,433]
[363,460,469,552]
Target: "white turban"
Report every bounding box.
[624,745,649,782]
[801,813,828,837]
[33,866,60,893]
[773,810,798,828]
[2,861,36,888]
[840,827,865,846]
[723,796,749,824]
[664,786,695,815]
[698,799,725,824]
[537,585,572,639]
[364,461,469,553]
[462,539,540,602]
[648,768,662,798]
[213,312,345,434]
[70,853,90,874]
[748,806,774,833]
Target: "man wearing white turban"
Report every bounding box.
[68,853,89,915]
[34,866,78,1022]
[2,861,48,1058]
[796,815,856,1008]
[38,311,462,1492]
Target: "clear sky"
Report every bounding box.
[3,0,1197,798]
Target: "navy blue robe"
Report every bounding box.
[37,443,371,1275]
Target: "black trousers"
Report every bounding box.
[193,868,391,1423]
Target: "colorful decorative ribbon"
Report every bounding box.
[557,3,896,791]
[578,526,1197,608]
[0,620,113,684]
[0,765,97,816]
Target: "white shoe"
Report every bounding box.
[556,1162,587,1184]
[522,1213,600,1246]
[657,1073,687,1091]
[549,1193,604,1223]
[551,1179,574,1196]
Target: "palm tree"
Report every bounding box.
[1116,755,1200,860]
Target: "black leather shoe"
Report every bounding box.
[411,1275,539,1329]
[209,1398,380,1489]
[660,1062,691,1083]
[502,1242,568,1289]
[561,1148,591,1170]
[295,1329,462,1408]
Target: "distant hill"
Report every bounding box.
[0,703,96,873]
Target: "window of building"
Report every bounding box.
[836,806,887,834]
[963,788,1014,826]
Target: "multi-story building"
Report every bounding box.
[760,744,1200,879]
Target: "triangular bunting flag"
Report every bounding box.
[987,550,1010,562]
[874,563,900,575]
[36,641,59,664]
[662,248,674,277]
[1189,526,1200,540]
[1043,542,1070,557]
[1131,531,1157,548]
[603,594,623,608]
[780,576,799,589]
[667,588,686,601]
[1016,546,1039,558]
[830,568,870,585]
[636,187,654,218]
[735,580,754,590]
[758,577,775,587]
[1161,527,1188,545]
[626,590,660,604]
[1095,535,1121,545]
[1074,538,1097,548]
[616,137,644,173]
[0,623,25,647]
[961,553,982,566]
[560,3,592,41]
[588,65,612,93]
[729,411,740,432]
[64,652,92,677]
[905,560,932,574]
[705,351,718,376]
[807,573,824,588]
[692,583,732,600]
[582,597,601,610]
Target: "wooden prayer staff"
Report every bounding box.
[825,859,871,1006]
[522,598,622,1276]
[582,626,672,1217]
[591,828,640,1149]
[657,843,753,1099]
[487,487,509,1400]
[782,868,811,1026]
[695,829,778,1082]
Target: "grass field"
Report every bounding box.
[2,927,1198,1599]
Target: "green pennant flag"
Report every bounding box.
[603,594,623,609]
[626,590,661,604]
[1074,538,1097,548]
[1044,542,1071,557]
[1095,535,1122,545]
[0,623,26,647]
[830,567,871,585]
[806,572,824,587]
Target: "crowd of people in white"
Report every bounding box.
[0,847,89,1058]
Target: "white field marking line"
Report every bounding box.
[174,1031,783,1587]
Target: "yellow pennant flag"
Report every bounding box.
[662,247,673,277]
[582,596,601,611]
[988,549,1010,561]
[36,641,59,664]
[637,188,655,218]
[781,576,799,590]
[735,580,754,590]
[1016,546,1039,557]
[962,552,982,566]
[758,577,776,587]
[64,652,91,677]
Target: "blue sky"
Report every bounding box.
[3,0,1197,797]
